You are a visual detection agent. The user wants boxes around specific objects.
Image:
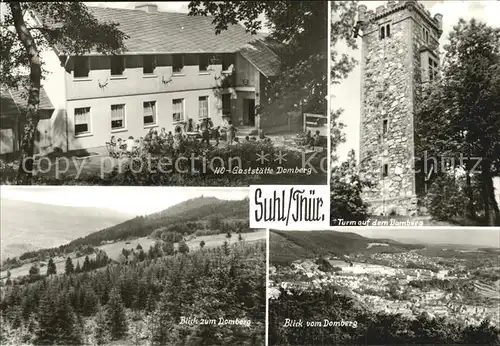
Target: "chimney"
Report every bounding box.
[135,3,158,13]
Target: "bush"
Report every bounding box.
[1,141,327,186]
[424,173,468,221]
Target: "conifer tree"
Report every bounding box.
[65,257,74,275]
[178,241,190,254]
[36,289,82,345]
[83,255,91,272]
[163,241,175,256]
[93,304,110,345]
[83,286,99,316]
[29,264,40,276]
[106,287,128,340]
[75,261,81,273]
[46,258,56,276]
[223,240,230,256]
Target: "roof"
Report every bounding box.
[239,40,281,77]
[1,84,54,118]
[80,6,257,54]
[38,6,281,78]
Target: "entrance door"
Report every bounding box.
[244,99,256,126]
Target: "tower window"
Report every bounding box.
[382,119,388,135]
[380,23,391,40]
[428,57,439,81]
[382,164,389,178]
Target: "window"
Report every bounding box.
[173,54,184,74]
[382,119,388,135]
[111,104,125,130]
[422,27,430,43]
[143,55,156,74]
[222,93,231,115]
[198,96,209,119]
[199,54,209,72]
[429,57,439,81]
[74,107,91,135]
[74,57,89,78]
[380,24,391,40]
[110,56,125,76]
[382,164,389,178]
[172,99,184,122]
[143,101,156,126]
[222,54,233,71]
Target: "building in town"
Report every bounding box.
[1,4,280,154]
[357,0,443,215]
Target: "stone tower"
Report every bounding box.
[357,0,443,216]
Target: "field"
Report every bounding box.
[1,229,266,281]
[475,280,500,300]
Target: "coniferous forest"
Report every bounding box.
[0,240,266,345]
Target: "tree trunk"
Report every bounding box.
[10,2,42,184]
[481,159,494,226]
[487,173,500,225]
[465,159,475,219]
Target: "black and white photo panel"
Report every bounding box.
[331,0,500,227]
[0,186,266,345]
[1,1,328,186]
[268,227,500,345]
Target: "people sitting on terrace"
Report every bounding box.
[305,130,314,147]
[213,126,221,146]
[173,126,184,153]
[126,136,136,153]
[145,128,154,141]
[186,118,195,132]
[166,131,173,145]
[313,130,323,147]
[200,118,211,146]
[160,127,167,139]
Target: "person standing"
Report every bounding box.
[227,120,237,145]
[200,118,211,147]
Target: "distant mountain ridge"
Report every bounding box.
[270,230,424,266]
[0,199,130,260]
[67,196,249,248]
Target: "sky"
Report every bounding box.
[332,0,500,163]
[0,186,248,216]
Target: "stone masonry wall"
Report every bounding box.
[359,1,441,216]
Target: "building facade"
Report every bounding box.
[358,0,443,215]
[1,4,279,155]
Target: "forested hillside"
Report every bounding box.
[1,241,266,345]
[2,197,250,271]
[270,230,425,265]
